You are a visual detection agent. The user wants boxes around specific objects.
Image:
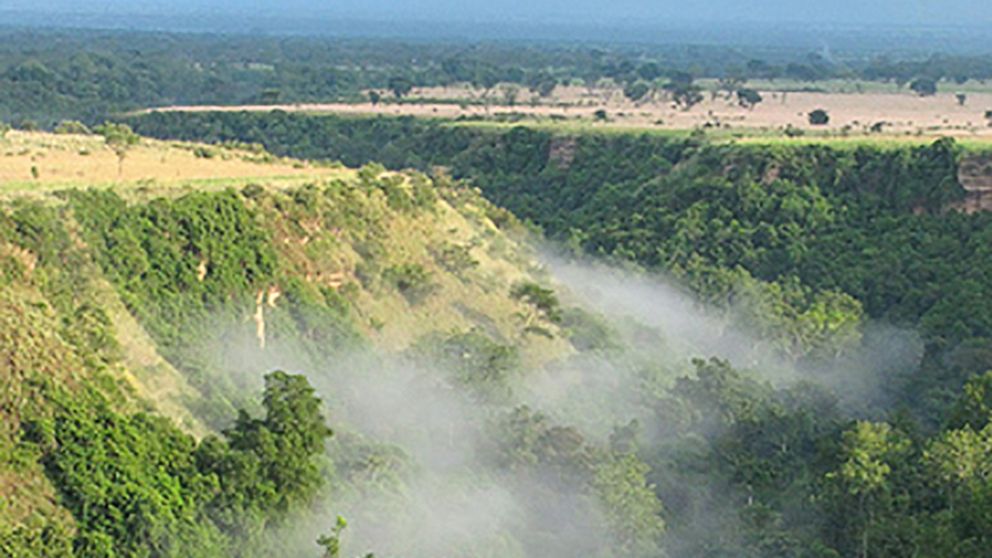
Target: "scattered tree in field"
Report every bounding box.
[956,93,968,106]
[623,80,651,103]
[502,84,520,106]
[910,77,938,96]
[527,73,558,99]
[736,88,763,109]
[593,109,608,121]
[387,76,414,98]
[670,85,704,110]
[718,75,745,99]
[472,68,501,110]
[368,90,382,106]
[809,109,830,125]
[95,122,140,176]
[664,71,704,110]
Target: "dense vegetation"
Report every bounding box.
[123,110,992,556]
[0,192,335,556]
[5,28,992,125]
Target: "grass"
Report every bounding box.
[0,131,353,195]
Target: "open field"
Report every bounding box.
[0,131,352,195]
[144,84,992,144]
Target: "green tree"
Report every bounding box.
[825,422,910,558]
[593,454,666,556]
[808,109,830,125]
[54,120,91,134]
[948,371,992,429]
[317,516,348,558]
[736,88,763,109]
[368,90,382,106]
[95,122,140,176]
[387,76,414,98]
[623,80,651,103]
[199,371,332,528]
[910,77,938,96]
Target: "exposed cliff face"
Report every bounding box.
[952,153,992,213]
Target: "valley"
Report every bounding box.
[4,19,992,558]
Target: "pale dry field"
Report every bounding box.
[147,84,992,140]
[0,131,351,193]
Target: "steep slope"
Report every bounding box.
[0,132,579,555]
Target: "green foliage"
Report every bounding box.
[808,109,830,125]
[510,282,562,323]
[94,121,139,174]
[383,263,437,305]
[736,87,763,108]
[54,120,91,135]
[67,188,360,429]
[197,371,332,531]
[387,76,413,98]
[413,330,519,397]
[622,81,650,102]
[34,401,228,557]
[593,454,666,556]
[910,77,938,96]
[317,516,349,558]
[431,241,478,277]
[14,371,330,558]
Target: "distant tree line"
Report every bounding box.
[5,28,992,125]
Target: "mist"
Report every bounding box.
[193,245,924,557]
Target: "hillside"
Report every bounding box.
[0,131,590,556]
[115,112,992,556]
[5,121,992,557]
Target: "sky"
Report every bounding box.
[2,0,991,26]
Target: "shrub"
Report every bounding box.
[54,120,91,135]
[384,263,437,305]
[808,109,830,126]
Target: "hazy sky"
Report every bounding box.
[3,0,991,26]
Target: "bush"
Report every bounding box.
[54,120,91,135]
[193,146,216,159]
[808,109,830,125]
[384,263,437,305]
